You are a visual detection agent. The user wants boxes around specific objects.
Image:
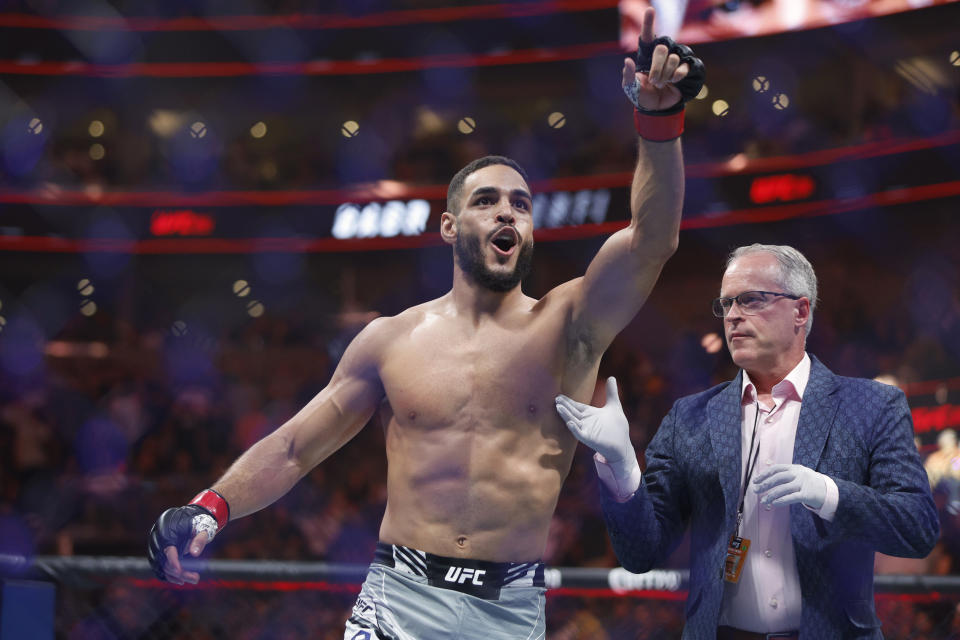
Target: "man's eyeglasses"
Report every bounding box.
[711,291,802,318]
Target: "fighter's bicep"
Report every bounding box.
[283,322,387,468]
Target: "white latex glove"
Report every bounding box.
[556,377,642,501]
[753,464,828,510]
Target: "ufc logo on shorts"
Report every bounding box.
[444,566,486,585]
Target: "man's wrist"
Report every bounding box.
[805,474,839,521]
[594,452,642,502]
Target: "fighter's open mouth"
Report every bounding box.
[491,227,518,253]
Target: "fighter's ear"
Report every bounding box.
[440,211,457,245]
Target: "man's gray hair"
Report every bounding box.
[727,244,818,336]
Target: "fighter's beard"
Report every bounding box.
[455,226,534,293]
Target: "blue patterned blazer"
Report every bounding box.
[601,355,938,639]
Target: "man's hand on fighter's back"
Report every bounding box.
[623,7,706,113]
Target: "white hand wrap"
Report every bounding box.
[623,78,643,110]
[192,513,219,542]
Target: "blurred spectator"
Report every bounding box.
[926,430,960,502]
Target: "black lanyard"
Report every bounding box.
[735,402,762,537]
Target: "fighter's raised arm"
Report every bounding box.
[570,7,704,353]
[147,317,388,585]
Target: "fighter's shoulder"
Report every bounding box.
[536,278,583,310]
[358,299,438,340]
[350,312,407,346]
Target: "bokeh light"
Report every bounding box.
[726,153,749,172]
[341,120,360,138]
[250,121,267,138]
[233,280,251,297]
[89,143,105,160]
[246,300,265,317]
[457,117,476,134]
[88,120,105,137]
[712,100,730,117]
[547,112,566,129]
[700,332,723,354]
[148,110,183,138]
[873,374,899,388]
[190,121,208,138]
[77,279,95,296]
[260,159,278,180]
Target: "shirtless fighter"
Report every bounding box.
[147,9,703,638]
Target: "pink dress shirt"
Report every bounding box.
[718,353,839,633]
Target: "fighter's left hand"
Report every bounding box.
[753,464,828,510]
[622,7,705,113]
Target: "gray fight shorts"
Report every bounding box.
[344,542,546,640]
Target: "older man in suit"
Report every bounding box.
[556,244,938,640]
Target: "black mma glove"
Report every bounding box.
[147,489,229,582]
[626,35,706,116]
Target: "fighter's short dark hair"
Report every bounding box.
[446,155,530,215]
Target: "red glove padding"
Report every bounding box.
[189,489,229,529]
[634,108,685,142]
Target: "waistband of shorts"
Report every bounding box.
[373,541,545,599]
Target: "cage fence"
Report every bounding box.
[1,556,959,639]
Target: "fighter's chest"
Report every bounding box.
[379,321,566,422]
